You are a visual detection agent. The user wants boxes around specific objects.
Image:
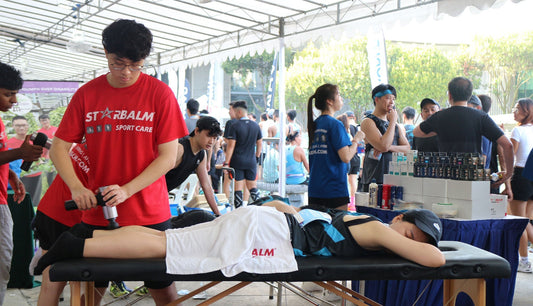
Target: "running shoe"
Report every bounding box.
[518,261,532,273]
[135,286,149,296]
[109,281,132,298]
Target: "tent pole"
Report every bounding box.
[278,18,286,197]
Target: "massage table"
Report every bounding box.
[49,241,510,306]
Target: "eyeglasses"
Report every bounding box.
[110,63,144,72]
[14,124,28,128]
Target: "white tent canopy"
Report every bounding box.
[1,0,521,82]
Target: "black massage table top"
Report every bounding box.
[49,241,510,282]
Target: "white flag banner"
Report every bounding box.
[266,52,278,110]
[367,30,388,88]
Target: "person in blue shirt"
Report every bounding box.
[307,84,363,210]
[401,106,416,148]
[285,131,309,185]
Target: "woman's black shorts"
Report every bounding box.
[511,167,533,201]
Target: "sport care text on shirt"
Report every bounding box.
[85,108,155,134]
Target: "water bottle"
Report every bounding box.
[368,179,378,207]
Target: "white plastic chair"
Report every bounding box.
[168,174,199,214]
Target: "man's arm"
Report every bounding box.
[492,134,514,188]
[0,135,42,165]
[101,139,179,206]
[196,155,221,215]
[255,138,262,160]
[360,113,397,153]
[8,169,25,203]
[224,139,236,166]
[50,137,96,209]
[497,143,512,198]
[390,124,411,153]
[205,147,213,172]
[413,125,437,138]
[173,142,185,168]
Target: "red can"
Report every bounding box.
[382,184,391,209]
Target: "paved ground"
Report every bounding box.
[5,279,354,305]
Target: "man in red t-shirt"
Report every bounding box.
[37,114,57,159]
[37,114,57,140]
[49,19,187,305]
[0,63,43,305]
[6,116,43,206]
[6,116,29,176]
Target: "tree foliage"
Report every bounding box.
[224,31,533,123]
[388,44,461,111]
[285,39,372,118]
[462,33,533,112]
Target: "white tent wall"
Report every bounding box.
[1,0,524,82]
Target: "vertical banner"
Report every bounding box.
[207,62,215,109]
[266,52,279,110]
[367,29,388,88]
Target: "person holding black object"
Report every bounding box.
[0,63,43,306]
[48,20,188,305]
[165,116,223,216]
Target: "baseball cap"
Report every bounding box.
[403,209,442,246]
[467,95,481,106]
[420,98,440,110]
[345,111,355,118]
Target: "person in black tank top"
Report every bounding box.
[165,116,223,215]
[285,204,443,265]
[360,84,411,192]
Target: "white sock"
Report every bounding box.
[520,256,529,263]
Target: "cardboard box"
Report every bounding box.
[186,195,207,208]
[402,193,424,204]
[422,195,450,211]
[447,180,490,201]
[432,202,458,218]
[186,193,228,208]
[423,178,447,198]
[401,177,424,195]
[383,174,401,186]
[355,192,369,207]
[448,196,502,219]
[489,194,508,218]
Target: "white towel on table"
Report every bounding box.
[165,205,297,277]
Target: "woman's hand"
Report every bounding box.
[353,130,365,144]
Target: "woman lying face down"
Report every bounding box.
[33,202,445,275]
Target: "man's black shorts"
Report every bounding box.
[32,211,71,250]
